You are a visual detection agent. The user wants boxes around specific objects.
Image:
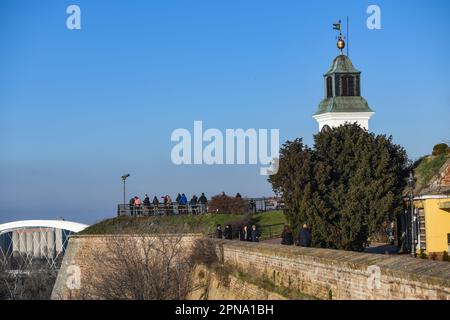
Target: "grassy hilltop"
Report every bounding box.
[79,211,286,240]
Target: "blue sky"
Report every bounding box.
[1,0,449,224]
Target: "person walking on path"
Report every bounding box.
[224,224,233,240]
[216,224,223,239]
[298,224,312,247]
[250,225,260,242]
[281,225,294,245]
[239,225,251,241]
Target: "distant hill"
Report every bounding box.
[413,153,450,195]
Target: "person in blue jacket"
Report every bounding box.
[180,193,188,205]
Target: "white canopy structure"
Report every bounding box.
[0,220,88,235]
[0,220,89,268]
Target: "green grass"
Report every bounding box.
[79,213,245,235]
[414,154,449,190]
[252,211,287,240]
[79,211,287,237]
[254,210,286,226]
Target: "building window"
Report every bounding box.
[418,209,426,250]
[326,76,333,98]
[321,124,332,133]
[448,233,450,252]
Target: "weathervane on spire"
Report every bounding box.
[333,18,349,56]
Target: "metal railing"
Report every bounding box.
[117,203,208,216]
[258,223,285,240]
[207,223,285,241]
[117,197,284,217]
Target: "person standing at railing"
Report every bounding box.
[152,196,159,215]
[175,193,182,214]
[134,196,142,216]
[281,225,294,245]
[190,195,198,215]
[180,193,187,205]
[129,197,135,216]
[198,193,208,214]
[143,194,150,215]
[163,195,172,215]
[180,193,188,214]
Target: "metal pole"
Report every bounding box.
[346,16,349,57]
[410,190,415,257]
[123,179,126,205]
[409,172,415,257]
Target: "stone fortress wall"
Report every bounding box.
[52,235,450,300]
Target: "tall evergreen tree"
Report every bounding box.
[269,124,409,251]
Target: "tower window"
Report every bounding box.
[326,76,333,98]
[340,76,356,96]
[341,76,348,96]
[348,77,355,96]
[355,76,360,96]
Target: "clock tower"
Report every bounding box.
[313,21,374,131]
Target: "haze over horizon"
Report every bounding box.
[1,0,449,224]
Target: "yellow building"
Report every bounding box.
[413,157,450,255]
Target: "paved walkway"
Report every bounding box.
[261,238,399,255]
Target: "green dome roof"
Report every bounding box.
[315,96,373,115]
[314,54,374,115]
[324,55,360,76]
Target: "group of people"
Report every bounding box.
[215,224,261,242]
[214,223,312,247]
[280,224,312,247]
[127,192,209,216]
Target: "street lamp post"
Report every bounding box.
[407,171,416,257]
[121,174,130,205]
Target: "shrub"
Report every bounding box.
[190,238,218,267]
[432,143,449,156]
[419,249,427,259]
[208,194,249,215]
[442,251,449,262]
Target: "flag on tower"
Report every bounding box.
[333,20,341,31]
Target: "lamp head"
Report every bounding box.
[407,172,415,189]
[121,173,130,181]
